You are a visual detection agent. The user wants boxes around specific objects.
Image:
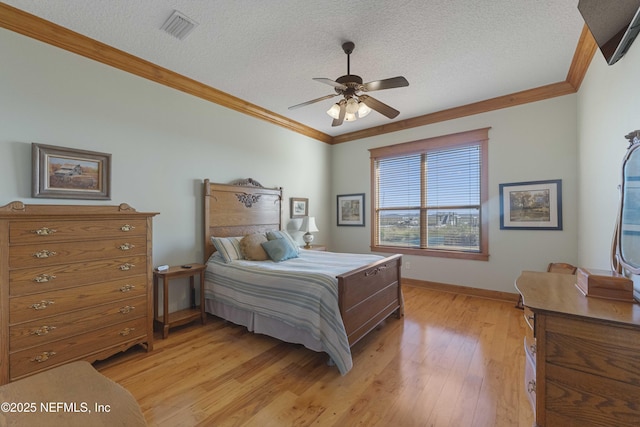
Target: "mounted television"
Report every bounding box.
[578,0,640,65]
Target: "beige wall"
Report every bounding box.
[3,21,639,299]
[577,40,640,271]
[0,29,332,312]
[330,96,578,293]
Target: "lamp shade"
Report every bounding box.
[299,216,319,233]
[326,103,341,119]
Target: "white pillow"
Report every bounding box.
[211,236,243,263]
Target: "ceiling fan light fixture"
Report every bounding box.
[344,112,357,122]
[327,103,341,119]
[345,98,359,114]
[357,102,372,118]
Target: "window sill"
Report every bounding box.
[372,245,489,261]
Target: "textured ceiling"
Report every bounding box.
[4,0,586,138]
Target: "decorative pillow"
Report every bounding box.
[261,237,299,262]
[211,236,243,263]
[240,233,269,261]
[265,230,300,254]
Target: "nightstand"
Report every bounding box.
[302,245,326,251]
[153,263,206,338]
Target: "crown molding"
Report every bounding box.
[1,4,594,145]
[0,3,333,144]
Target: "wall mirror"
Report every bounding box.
[614,130,640,274]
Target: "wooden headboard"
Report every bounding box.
[203,178,283,260]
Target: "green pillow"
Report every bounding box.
[265,230,300,254]
[261,237,299,262]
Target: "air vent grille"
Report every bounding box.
[161,10,198,40]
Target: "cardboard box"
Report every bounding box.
[575,267,635,302]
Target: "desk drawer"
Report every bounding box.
[10,296,146,351]
[9,219,147,243]
[10,276,147,324]
[10,317,147,380]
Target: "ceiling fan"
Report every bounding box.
[288,41,409,127]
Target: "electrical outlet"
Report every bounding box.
[405,261,411,270]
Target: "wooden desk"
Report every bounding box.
[153,264,206,338]
[515,271,640,426]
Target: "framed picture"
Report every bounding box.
[337,193,365,226]
[32,143,111,200]
[290,197,308,218]
[499,179,562,230]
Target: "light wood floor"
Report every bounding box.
[95,285,533,427]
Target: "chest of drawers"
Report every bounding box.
[516,271,640,426]
[0,201,157,384]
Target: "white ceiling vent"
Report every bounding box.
[161,10,198,40]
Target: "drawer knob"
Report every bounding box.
[30,325,56,336]
[120,327,135,336]
[31,351,56,363]
[33,249,57,259]
[119,284,135,293]
[32,227,57,236]
[119,305,135,314]
[33,274,56,283]
[120,224,136,232]
[527,380,536,394]
[30,300,55,310]
[119,263,135,271]
[118,242,135,251]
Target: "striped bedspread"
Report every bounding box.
[204,250,385,375]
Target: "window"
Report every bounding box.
[369,128,489,260]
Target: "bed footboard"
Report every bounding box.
[336,254,403,346]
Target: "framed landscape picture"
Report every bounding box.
[32,143,111,200]
[337,193,365,226]
[290,197,308,218]
[499,179,562,230]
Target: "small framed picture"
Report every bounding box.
[290,197,308,218]
[32,143,111,200]
[499,179,562,230]
[337,193,365,226]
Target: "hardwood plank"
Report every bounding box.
[95,285,533,426]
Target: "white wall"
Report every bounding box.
[577,36,640,270]
[0,29,332,312]
[330,96,579,293]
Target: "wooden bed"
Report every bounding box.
[203,178,403,367]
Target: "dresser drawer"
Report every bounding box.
[9,236,147,268]
[9,255,147,296]
[524,344,537,418]
[10,317,147,380]
[545,315,640,386]
[9,219,147,243]
[523,306,535,333]
[524,333,536,361]
[10,296,146,351]
[10,276,147,324]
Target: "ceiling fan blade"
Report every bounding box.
[313,78,348,90]
[288,93,338,110]
[359,95,400,119]
[332,102,346,127]
[362,76,409,92]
